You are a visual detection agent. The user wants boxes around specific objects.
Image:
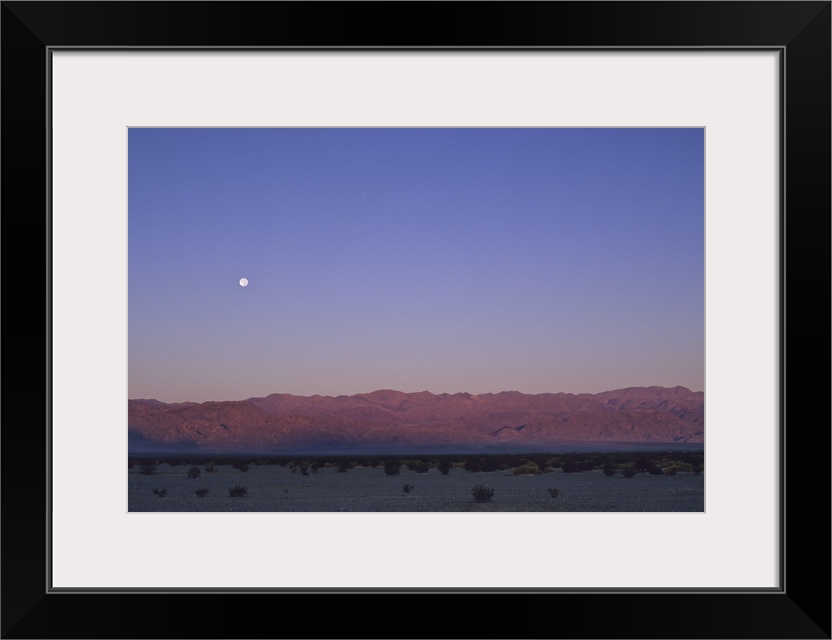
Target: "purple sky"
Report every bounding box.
[128,128,704,403]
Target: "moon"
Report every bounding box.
[239,278,248,287]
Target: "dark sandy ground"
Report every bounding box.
[128,464,704,512]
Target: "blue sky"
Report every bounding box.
[128,128,704,402]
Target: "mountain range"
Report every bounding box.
[128,386,704,454]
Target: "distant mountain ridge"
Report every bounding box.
[128,386,704,453]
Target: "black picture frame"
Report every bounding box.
[2,2,829,638]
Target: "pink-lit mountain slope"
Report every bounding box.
[128,386,704,453]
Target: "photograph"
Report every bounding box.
[128,127,705,513]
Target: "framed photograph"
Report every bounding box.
[3,2,829,638]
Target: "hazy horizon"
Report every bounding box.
[129,128,704,403]
[130,383,703,405]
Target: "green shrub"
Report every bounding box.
[621,466,638,478]
[383,460,401,476]
[336,461,351,473]
[187,466,201,480]
[139,463,157,476]
[204,461,216,473]
[603,462,616,477]
[438,460,452,475]
[513,463,541,476]
[471,484,495,502]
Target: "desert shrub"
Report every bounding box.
[411,461,430,474]
[152,488,167,498]
[383,460,401,476]
[513,463,541,476]
[603,462,616,477]
[548,488,560,498]
[663,465,681,477]
[187,466,201,480]
[310,461,321,474]
[465,457,500,473]
[194,488,209,497]
[562,460,594,473]
[139,463,157,476]
[471,484,494,502]
[693,464,703,476]
[402,484,414,493]
[438,460,452,475]
[228,485,248,498]
[633,456,651,472]
[621,466,638,478]
[204,461,216,473]
[479,458,501,472]
[232,463,249,473]
[336,461,351,473]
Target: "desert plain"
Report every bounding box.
[128,460,704,512]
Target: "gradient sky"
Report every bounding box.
[128,128,704,403]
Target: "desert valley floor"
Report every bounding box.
[128,463,704,512]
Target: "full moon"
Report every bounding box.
[239,278,248,287]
